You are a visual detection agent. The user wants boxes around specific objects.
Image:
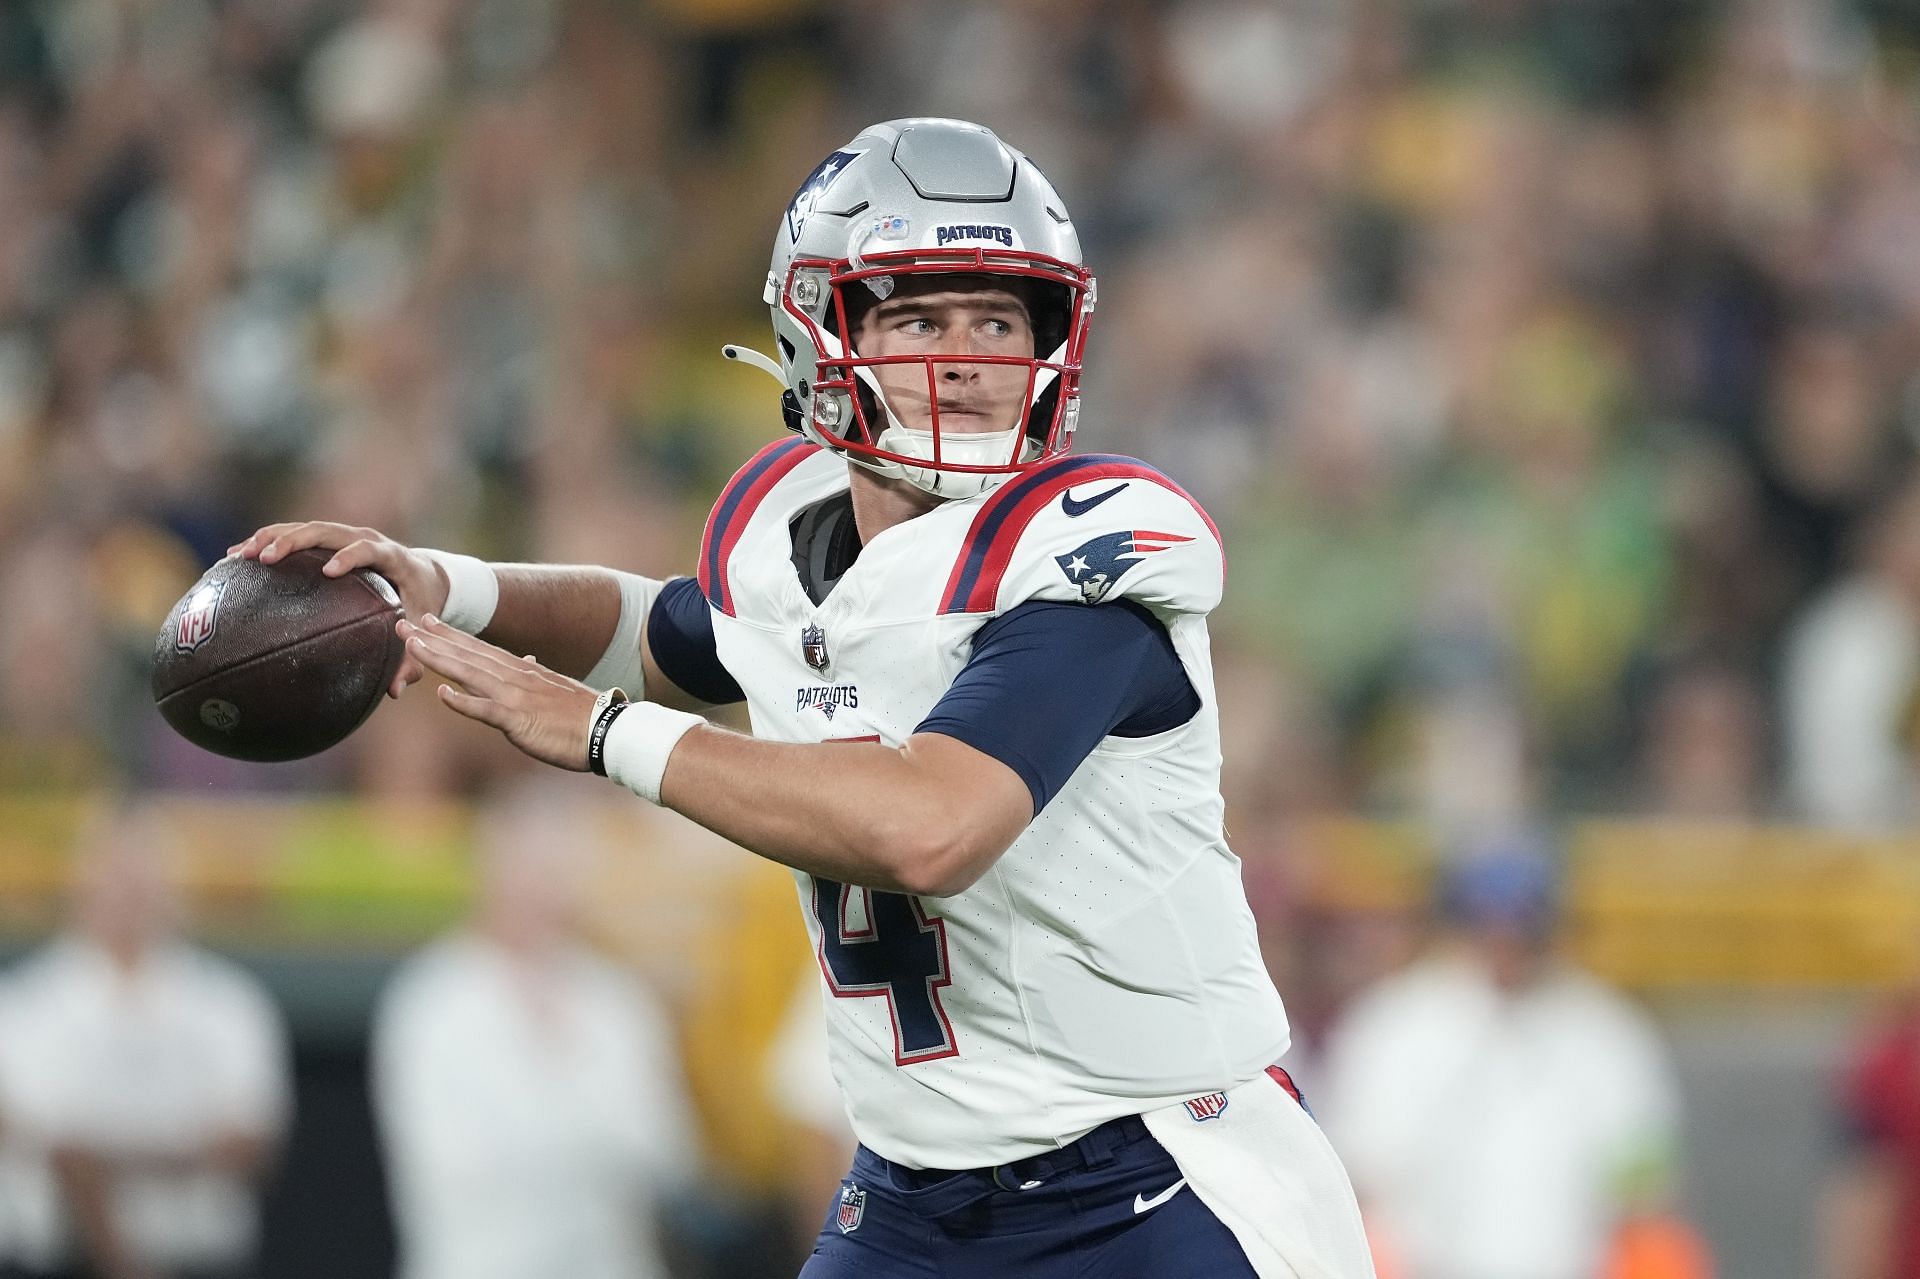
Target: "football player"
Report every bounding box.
[235,118,1374,1278]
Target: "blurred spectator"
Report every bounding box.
[1826,989,1920,1279]
[0,0,1918,820]
[0,801,291,1279]
[1632,655,1771,821]
[1782,468,1920,830]
[370,787,697,1279]
[1316,835,1699,1279]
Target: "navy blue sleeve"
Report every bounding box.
[913,599,1201,814]
[646,576,744,705]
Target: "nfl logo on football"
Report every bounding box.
[175,581,227,653]
[836,1182,866,1234]
[1183,1092,1229,1122]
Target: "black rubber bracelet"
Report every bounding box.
[587,692,630,776]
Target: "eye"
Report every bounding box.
[982,319,1014,338]
[899,317,937,336]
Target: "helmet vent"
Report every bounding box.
[892,126,1016,202]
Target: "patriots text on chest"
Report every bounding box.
[797,684,860,717]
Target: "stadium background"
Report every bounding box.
[4,0,1920,1274]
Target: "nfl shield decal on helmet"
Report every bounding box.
[1054,530,1195,605]
[175,580,227,653]
[1183,1092,1229,1122]
[802,623,830,674]
[836,1182,867,1234]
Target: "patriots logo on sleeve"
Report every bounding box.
[1054,530,1194,604]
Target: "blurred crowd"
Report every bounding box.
[3,0,1920,834]
[11,4,1920,1276]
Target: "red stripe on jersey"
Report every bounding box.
[940,459,1223,614]
[697,437,820,616]
[1266,1064,1305,1107]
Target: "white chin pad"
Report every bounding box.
[869,423,1029,498]
[877,423,1025,469]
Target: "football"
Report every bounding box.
[151,549,406,762]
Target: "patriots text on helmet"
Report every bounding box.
[934,223,1016,248]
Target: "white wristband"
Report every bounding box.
[600,701,703,804]
[419,549,499,634]
[583,571,664,697]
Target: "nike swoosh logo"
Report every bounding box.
[1132,1178,1187,1214]
[1061,482,1128,517]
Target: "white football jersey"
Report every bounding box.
[697,438,1289,1169]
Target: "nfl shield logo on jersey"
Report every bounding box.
[175,580,226,653]
[1183,1092,1229,1122]
[801,623,830,674]
[836,1182,867,1234]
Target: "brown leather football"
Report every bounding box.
[151,549,405,762]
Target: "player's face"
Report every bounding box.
[853,277,1036,435]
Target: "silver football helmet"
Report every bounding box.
[725,118,1094,499]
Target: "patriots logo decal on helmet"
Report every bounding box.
[786,150,858,243]
[1054,530,1194,604]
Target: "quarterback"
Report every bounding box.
[237,119,1373,1277]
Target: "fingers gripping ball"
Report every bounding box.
[151,549,405,762]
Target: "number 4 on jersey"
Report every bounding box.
[810,877,958,1065]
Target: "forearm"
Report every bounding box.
[477,565,624,681]
[396,616,1031,873]
[657,727,1026,896]
[472,566,709,709]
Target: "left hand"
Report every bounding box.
[400,615,599,771]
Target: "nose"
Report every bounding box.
[940,337,984,382]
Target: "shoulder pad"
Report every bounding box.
[938,454,1224,619]
[698,436,823,615]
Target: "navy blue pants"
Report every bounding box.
[798,1116,1259,1278]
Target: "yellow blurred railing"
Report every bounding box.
[7,797,1920,990]
[1567,821,1920,991]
